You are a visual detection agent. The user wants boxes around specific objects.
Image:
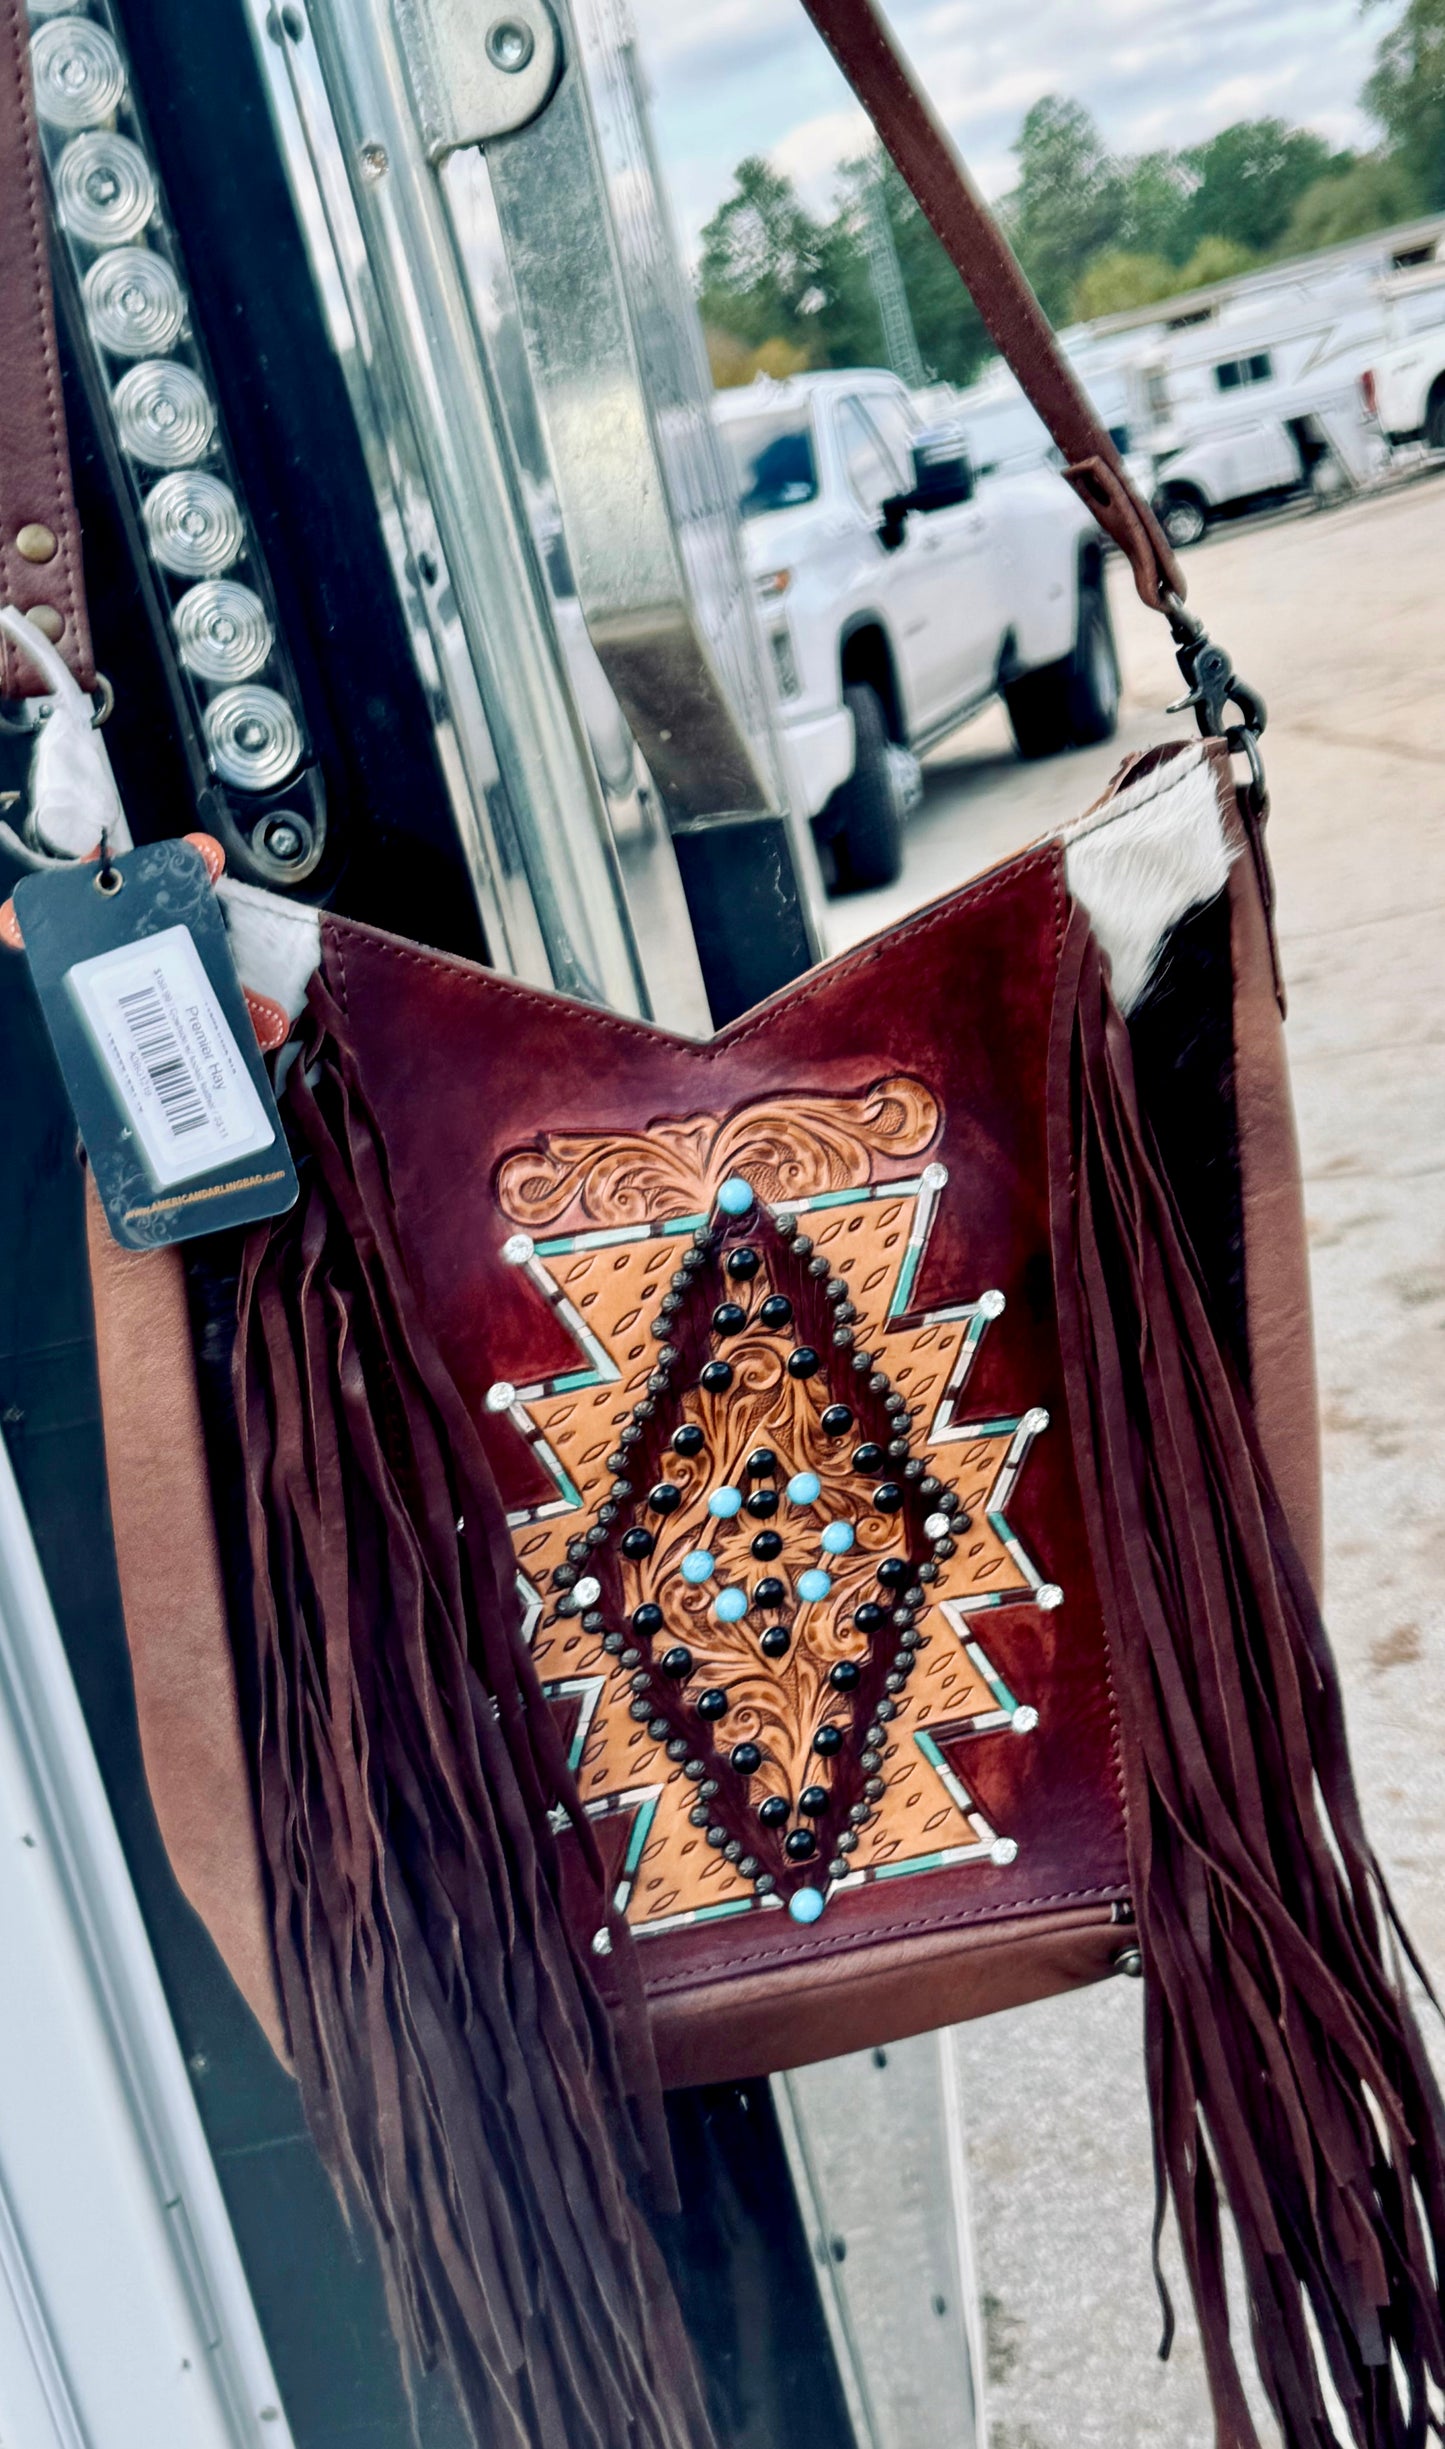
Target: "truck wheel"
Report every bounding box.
[1426,388,1445,453]
[822,684,905,892]
[1003,580,1120,762]
[1156,487,1208,549]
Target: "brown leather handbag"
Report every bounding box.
[10,2,1445,2446]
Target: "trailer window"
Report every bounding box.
[720,412,819,519]
[1214,352,1273,392]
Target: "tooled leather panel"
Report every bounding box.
[318,846,1129,1998]
[0,0,94,694]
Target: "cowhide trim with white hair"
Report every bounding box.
[1060,739,1235,1017]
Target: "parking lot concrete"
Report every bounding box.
[825,474,1445,2447]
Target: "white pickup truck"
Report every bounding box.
[712,370,1119,891]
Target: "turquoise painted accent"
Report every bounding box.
[680,1550,715,1585]
[788,1886,825,1924]
[797,1567,832,1604]
[717,1176,754,1215]
[548,1369,596,1394]
[786,1470,821,1505]
[820,1521,854,1555]
[661,1213,708,1236]
[888,1241,923,1315]
[708,1485,743,1519]
[715,1586,748,1623]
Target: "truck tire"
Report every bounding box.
[1003,580,1120,762]
[1156,486,1208,549]
[822,683,905,892]
[1426,386,1445,453]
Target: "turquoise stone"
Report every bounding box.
[788,1887,825,1924]
[820,1521,854,1555]
[786,1470,821,1506]
[797,1567,832,1604]
[716,1176,754,1215]
[715,1585,748,1623]
[708,1485,743,1519]
[680,1549,714,1584]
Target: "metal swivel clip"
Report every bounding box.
[1162,589,1267,807]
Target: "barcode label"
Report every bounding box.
[66,924,276,1189]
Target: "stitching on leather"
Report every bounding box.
[5,0,84,685]
[642,1881,1128,1992]
[320,844,1062,1061]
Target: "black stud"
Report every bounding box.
[875,1698,897,1721]
[633,1398,657,1420]
[758,1794,790,1829]
[606,1449,628,1474]
[730,1741,762,1776]
[851,1443,885,1474]
[884,1672,905,1694]
[939,1491,961,1516]
[813,1724,844,1757]
[774,1213,797,1238]
[807,1255,830,1277]
[667,1737,690,1761]
[849,1801,872,1824]
[582,1609,606,1634]
[696,1688,729,1721]
[660,1645,694,1679]
[887,1440,909,1462]
[629,1698,653,1722]
[877,1557,910,1590]
[671,1423,705,1458]
[746,1487,780,1519]
[873,1482,904,1512]
[751,1528,783,1561]
[620,1423,643,1446]
[829,1658,862,1691]
[788,1346,820,1378]
[683,1758,707,1780]
[792,1234,813,1257]
[724,1838,743,1862]
[759,1294,793,1329]
[554,1563,579,1589]
[820,1404,854,1437]
[648,1481,682,1514]
[919,1475,942,1500]
[700,1778,719,1799]
[705,1826,729,1849]
[648,1716,671,1742]
[827,1858,850,1882]
[746,1448,778,1478]
[738,1855,759,1878]
[865,1775,886,1797]
[853,1601,886,1633]
[755,1873,777,1894]
[712,1302,746,1337]
[602,1630,625,1654]
[826,1277,848,1301]
[752,1576,787,1610]
[799,1784,829,1816]
[933,1534,956,1560]
[689,1802,710,1826]
[629,1669,652,1692]
[585,1524,609,1546]
[861,1749,882,1772]
[832,1328,855,1349]
[760,1625,791,1660]
[632,1602,664,1637]
[726,1246,760,1280]
[784,1827,818,1860]
[700,1359,733,1394]
[620,1646,641,1666]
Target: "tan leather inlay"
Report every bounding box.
[505,1092,1054,1937]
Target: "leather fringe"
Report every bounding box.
[235,973,714,2449]
[1050,902,1445,2448]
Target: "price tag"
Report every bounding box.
[16,839,298,1248]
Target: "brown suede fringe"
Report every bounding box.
[1050,902,1445,2448]
[235,972,714,2449]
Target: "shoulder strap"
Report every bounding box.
[0,0,94,698]
[798,0,1185,615]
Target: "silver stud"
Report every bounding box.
[989,1836,1018,1866]
[1022,1407,1050,1436]
[924,1511,950,1540]
[1036,1584,1064,1612]
[1011,1704,1039,1734]
[922,1161,948,1190]
[485,1381,516,1412]
[1114,1946,1144,1978]
[591,1927,613,1956]
[572,1575,601,1608]
[501,1233,534,1264]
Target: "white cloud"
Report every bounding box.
[769,107,872,209]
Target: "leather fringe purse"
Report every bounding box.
[8,0,1445,2443]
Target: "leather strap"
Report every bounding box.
[0,0,94,697]
[797,0,1186,613]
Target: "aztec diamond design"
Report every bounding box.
[490,1083,1060,1932]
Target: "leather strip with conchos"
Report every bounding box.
[315,838,1129,2072]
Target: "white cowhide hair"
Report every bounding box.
[1061,741,1235,1016]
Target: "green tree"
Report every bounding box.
[1116,150,1194,264]
[1180,120,1347,254]
[1008,97,1126,319]
[1365,0,1445,208]
[697,158,834,359]
[1072,250,1180,318]
[832,157,992,384]
[1281,153,1423,248]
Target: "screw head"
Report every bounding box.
[486,15,535,71]
[15,523,57,564]
[358,140,389,181]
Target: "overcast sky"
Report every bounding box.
[629,0,1384,256]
